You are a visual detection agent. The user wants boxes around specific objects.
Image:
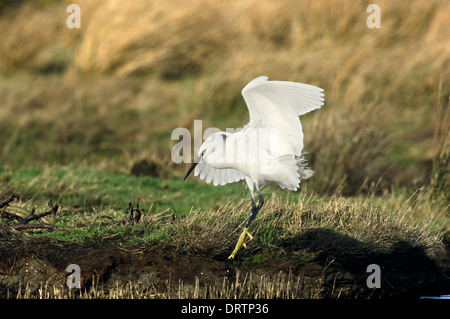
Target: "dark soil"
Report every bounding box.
[1,230,449,299]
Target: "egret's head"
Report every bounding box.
[184,132,229,181]
[198,132,229,157]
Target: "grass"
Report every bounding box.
[11,270,319,299]
[0,164,319,217]
[0,0,448,195]
[0,164,311,245]
[0,165,246,214]
[1,171,446,259]
[1,167,447,299]
[0,0,449,299]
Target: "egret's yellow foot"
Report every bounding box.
[228,227,253,259]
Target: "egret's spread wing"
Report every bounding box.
[193,160,245,186]
[241,76,324,156]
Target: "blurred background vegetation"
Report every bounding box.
[0,0,448,204]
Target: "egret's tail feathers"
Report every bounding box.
[275,154,314,191]
[274,155,300,191]
[296,154,314,180]
[299,166,314,180]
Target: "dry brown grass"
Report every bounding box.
[0,0,449,194]
[6,191,445,299]
[169,192,445,260]
[11,270,320,299]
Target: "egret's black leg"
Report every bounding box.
[245,188,264,228]
[228,186,264,259]
[257,188,264,209]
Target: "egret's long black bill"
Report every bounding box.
[183,161,198,181]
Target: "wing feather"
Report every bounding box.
[200,163,209,180]
[206,166,214,184]
[227,169,235,183]
[213,169,221,186]
[241,76,324,157]
[218,170,225,185]
[194,160,245,186]
[194,161,205,177]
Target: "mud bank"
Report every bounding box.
[1,234,449,299]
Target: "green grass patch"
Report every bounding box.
[0,165,307,217]
[0,165,250,216]
[0,165,447,259]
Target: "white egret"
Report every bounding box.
[184,76,324,259]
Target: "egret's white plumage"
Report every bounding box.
[243,76,323,157]
[184,76,324,258]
